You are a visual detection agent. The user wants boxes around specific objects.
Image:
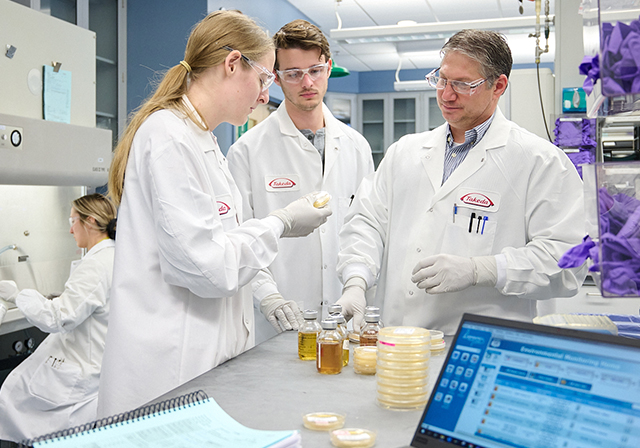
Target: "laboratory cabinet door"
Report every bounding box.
[358,92,426,168]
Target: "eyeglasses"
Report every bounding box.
[69,216,80,227]
[276,62,329,84]
[425,68,487,95]
[222,46,275,92]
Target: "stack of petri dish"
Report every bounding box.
[376,326,431,410]
[429,330,446,356]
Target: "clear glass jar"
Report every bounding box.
[333,314,349,366]
[298,309,322,360]
[317,319,342,375]
[360,313,380,347]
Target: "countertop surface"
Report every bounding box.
[151,331,449,448]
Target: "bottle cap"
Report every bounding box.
[303,309,318,320]
[321,319,338,330]
[364,313,380,323]
[328,304,342,315]
[364,306,380,313]
[334,314,346,324]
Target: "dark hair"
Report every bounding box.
[273,19,331,71]
[72,193,117,240]
[441,29,512,84]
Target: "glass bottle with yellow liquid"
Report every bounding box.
[333,314,349,367]
[316,319,342,375]
[298,309,322,360]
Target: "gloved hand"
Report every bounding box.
[336,276,367,332]
[0,280,19,303]
[0,298,10,326]
[411,254,497,294]
[260,293,304,333]
[269,192,332,238]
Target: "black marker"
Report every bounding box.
[469,212,476,233]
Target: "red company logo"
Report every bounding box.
[217,201,231,215]
[460,193,494,208]
[269,178,296,189]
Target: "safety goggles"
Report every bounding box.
[222,46,275,92]
[276,62,329,84]
[425,67,487,95]
[69,216,80,227]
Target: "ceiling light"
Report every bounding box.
[330,15,554,44]
[397,20,417,26]
[393,80,432,91]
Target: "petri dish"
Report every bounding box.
[376,393,428,411]
[375,365,429,379]
[303,412,345,431]
[376,373,429,388]
[313,191,331,208]
[376,358,430,370]
[376,350,430,362]
[330,428,376,448]
[377,383,431,396]
[378,326,431,346]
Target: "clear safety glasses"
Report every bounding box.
[222,46,275,92]
[425,67,487,95]
[69,216,80,227]
[276,62,329,84]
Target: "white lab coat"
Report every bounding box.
[97,98,282,418]
[228,103,373,320]
[0,239,114,442]
[338,108,587,335]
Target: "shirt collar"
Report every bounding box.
[445,111,496,148]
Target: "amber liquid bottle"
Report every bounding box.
[360,313,381,347]
[317,320,343,374]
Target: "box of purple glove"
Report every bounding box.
[591,162,640,296]
[598,2,640,97]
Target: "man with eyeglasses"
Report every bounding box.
[227,20,373,340]
[335,29,587,335]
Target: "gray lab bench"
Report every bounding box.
[151,331,449,447]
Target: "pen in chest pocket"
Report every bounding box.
[468,212,476,232]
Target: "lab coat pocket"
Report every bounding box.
[27,357,83,409]
[441,212,497,257]
[337,196,352,227]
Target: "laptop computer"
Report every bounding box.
[404,313,640,448]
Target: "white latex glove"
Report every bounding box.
[0,280,19,303]
[0,298,9,326]
[269,192,332,238]
[259,293,304,333]
[411,254,497,294]
[336,276,367,332]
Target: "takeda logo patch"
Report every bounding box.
[217,201,231,215]
[265,175,300,192]
[269,178,296,189]
[460,193,494,208]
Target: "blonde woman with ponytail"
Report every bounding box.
[98,10,331,417]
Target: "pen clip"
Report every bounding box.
[468,212,476,233]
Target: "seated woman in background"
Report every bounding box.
[0,193,116,442]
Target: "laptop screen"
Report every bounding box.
[411,313,640,448]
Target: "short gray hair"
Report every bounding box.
[441,29,512,85]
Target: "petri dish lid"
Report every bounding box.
[429,329,444,341]
[376,374,429,388]
[377,350,430,362]
[330,428,376,448]
[376,358,430,370]
[379,326,431,346]
[377,383,431,396]
[303,412,346,431]
[376,366,429,379]
[377,341,430,353]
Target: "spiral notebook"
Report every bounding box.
[22,390,300,448]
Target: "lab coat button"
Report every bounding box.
[321,228,325,233]
[428,208,433,212]
[323,264,327,269]
[409,290,414,296]
[416,248,421,252]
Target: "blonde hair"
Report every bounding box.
[108,10,274,206]
[72,193,117,239]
